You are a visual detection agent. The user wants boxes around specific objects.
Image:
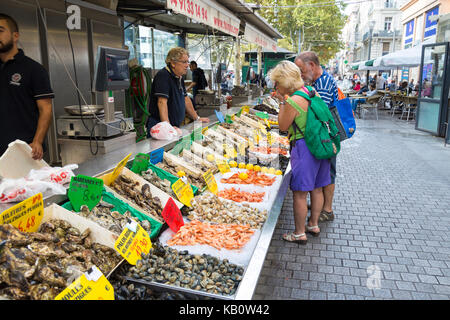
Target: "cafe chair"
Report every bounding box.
[360,94,381,120]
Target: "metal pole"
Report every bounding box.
[235,37,241,86]
[367,30,372,84]
[151,28,155,70]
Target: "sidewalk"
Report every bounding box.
[254,111,450,300]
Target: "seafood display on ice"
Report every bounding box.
[126,242,244,296]
[217,188,265,203]
[167,220,254,251]
[185,192,267,229]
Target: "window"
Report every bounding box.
[384,17,392,31]
[384,0,394,8]
[382,42,390,55]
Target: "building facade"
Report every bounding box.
[337,0,408,75]
[401,0,450,48]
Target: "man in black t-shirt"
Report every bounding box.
[186,60,207,107]
[0,14,54,159]
[146,48,209,137]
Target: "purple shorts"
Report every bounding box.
[290,139,331,192]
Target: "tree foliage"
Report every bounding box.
[246,0,347,63]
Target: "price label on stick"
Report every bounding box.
[161,197,184,232]
[202,169,218,195]
[55,266,114,300]
[108,153,132,185]
[171,178,194,207]
[131,153,150,174]
[215,110,225,123]
[215,159,230,174]
[67,175,103,211]
[149,148,164,165]
[114,220,152,265]
[0,193,44,233]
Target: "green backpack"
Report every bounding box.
[287,87,341,159]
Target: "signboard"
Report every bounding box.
[244,23,277,52]
[114,220,152,265]
[404,19,414,46]
[166,0,240,37]
[424,6,439,39]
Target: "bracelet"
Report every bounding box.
[196,115,200,121]
[280,101,286,105]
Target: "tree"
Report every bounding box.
[246,0,347,63]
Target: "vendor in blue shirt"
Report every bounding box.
[146,47,209,137]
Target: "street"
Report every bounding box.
[255,111,450,300]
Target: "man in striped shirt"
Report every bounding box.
[295,51,338,223]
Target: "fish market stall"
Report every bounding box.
[0,98,292,300]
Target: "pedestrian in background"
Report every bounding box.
[270,61,329,244]
[294,51,338,222]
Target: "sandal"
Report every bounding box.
[282,232,307,245]
[306,225,320,237]
[319,210,335,222]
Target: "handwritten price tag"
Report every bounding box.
[114,221,152,265]
[202,169,218,195]
[0,193,44,233]
[109,153,132,185]
[55,266,114,300]
[67,175,103,211]
[171,178,194,207]
[131,153,150,174]
[161,197,184,232]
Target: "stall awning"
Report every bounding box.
[365,59,374,66]
[166,0,240,37]
[243,23,277,52]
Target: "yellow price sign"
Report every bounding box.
[238,142,246,156]
[114,220,152,265]
[202,169,218,195]
[215,159,231,174]
[201,126,209,135]
[241,106,249,114]
[0,193,44,233]
[222,144,237,159]
[108,153,132,185]
[264,118,271,129]
[267,132,274,145]
[55,266,114,300]
[171,178,194,207]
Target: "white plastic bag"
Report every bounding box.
[27,164,78,185]
[0,164,78,203]
[0,178,66,204]
[150,121,179,140]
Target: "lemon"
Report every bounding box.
[238,162,246,169]
[177,170,186,177]
[268,167,276,175]
[246,163,254,171]
[261,166,269,173]
[206,154,215,162]
[229,161,237,168]
[254,165,261,172]
[275,170,283,175]
[239,172,249,180]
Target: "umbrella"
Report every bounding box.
[373,38,434,68]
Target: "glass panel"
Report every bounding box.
[153,29,179,69]
[417,101,440,133]
[420,45,446,99]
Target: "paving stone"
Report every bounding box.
[391,290,413,300]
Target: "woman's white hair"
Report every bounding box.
[269,60,304,93]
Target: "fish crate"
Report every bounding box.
[97,166,181,224]
[61,187,164,241]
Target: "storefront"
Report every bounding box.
[416,42,450,138]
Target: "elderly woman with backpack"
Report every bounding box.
[270,61,340,245]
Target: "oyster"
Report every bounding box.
[0,220,122,300]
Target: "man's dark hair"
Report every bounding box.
[0,13,19,33]
[295,51,320,66]
[190,61,197,67]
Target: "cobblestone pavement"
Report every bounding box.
[254,111,450,300]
